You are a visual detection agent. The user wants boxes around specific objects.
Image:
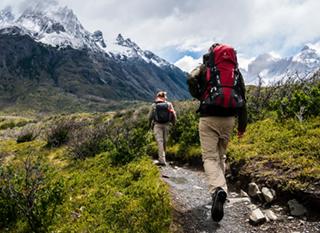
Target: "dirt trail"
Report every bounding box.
[160,164,320,233]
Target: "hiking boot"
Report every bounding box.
[211,187,227,222]
[154,160,167,166]
[157,161,167,166]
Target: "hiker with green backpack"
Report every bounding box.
[148,91,176,166]
[187,43,248,222]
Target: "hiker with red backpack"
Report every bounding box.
[187,43,247,222]
[149,91,176,166]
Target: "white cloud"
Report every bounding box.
[176,53,256,72]
[1,0,320,62]
[174,56,202,73]
[237,54,256,71]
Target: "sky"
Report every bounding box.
[1,0,320,71]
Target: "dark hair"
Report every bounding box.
[210,43,220,50]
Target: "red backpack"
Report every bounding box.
[201,44,244,109]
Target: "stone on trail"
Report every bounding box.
[227,197,251,206]
[288,199,307,216]
[240,189,249,197]
[264,209,278,221]
[248,182,261,197]
[249,208,266,225]
[248,204,258,211]
[261,187,275,203]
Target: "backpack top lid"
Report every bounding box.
[211,44,238,67]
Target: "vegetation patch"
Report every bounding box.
[228,116,320,192]
[0,109,172,233]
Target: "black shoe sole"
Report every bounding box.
[211,189,227,222]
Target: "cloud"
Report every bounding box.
[174,56,202,73]
[175,53,256,72]
[1,0,320,62]
[237,54,256,71]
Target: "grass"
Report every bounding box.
[0,111,172,233]
[228,116,320,192]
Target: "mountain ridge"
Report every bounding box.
[0,3,189,112]
[242,43,320,84]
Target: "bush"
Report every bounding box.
[273,82,320,121]
[106,118,151,166]
[0,155,65,232]
[69,124,109,159]
[46,120,77,147]
[16,130,36,143]
[53,156,171,233]
[0,121,16,130]
[167,105,200,161]
[228,116,320,191]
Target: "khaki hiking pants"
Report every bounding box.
[199,116,235,194]
[153,123,170,163]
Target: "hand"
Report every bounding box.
[237,131,245,139]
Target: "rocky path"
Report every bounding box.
[159,164,320,233]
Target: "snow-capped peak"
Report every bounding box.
[0,3,171,68]
[107,34,170,67]
[115,33,142,52]
[92,30,106,48]
[0,6,15,21]
[0,6,15,27]
[292,44,320,66]
[306,42,320,56]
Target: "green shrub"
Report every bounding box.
[52,156,171,233]
[0,155,65,232]
[17,131,36,143]
[69,124,109,159]
[106,119,151,166]
[167,105,200,161]
[228,116,320,191]
[46,120,77,147]
[273,82,320,120]
[0,121,16,130]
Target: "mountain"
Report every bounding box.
[0,3,189,112]
[244,44,320,85]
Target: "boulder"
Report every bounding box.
[261,187,275,203]
[264,209,278,221]
[240,189,249,197]
[249,208,266,225]
[288,199,307,216]
[248,182,261,197]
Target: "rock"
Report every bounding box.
[228,197,251,206]
[248,182,261,197]
[264,209,278,221]
[240,189,249,197]
[288,199,307,216]
[230,192,238,198]
[248,204,258,211]
[261,187,275,203]
[115,191,124,197]
[249,208,266,225]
